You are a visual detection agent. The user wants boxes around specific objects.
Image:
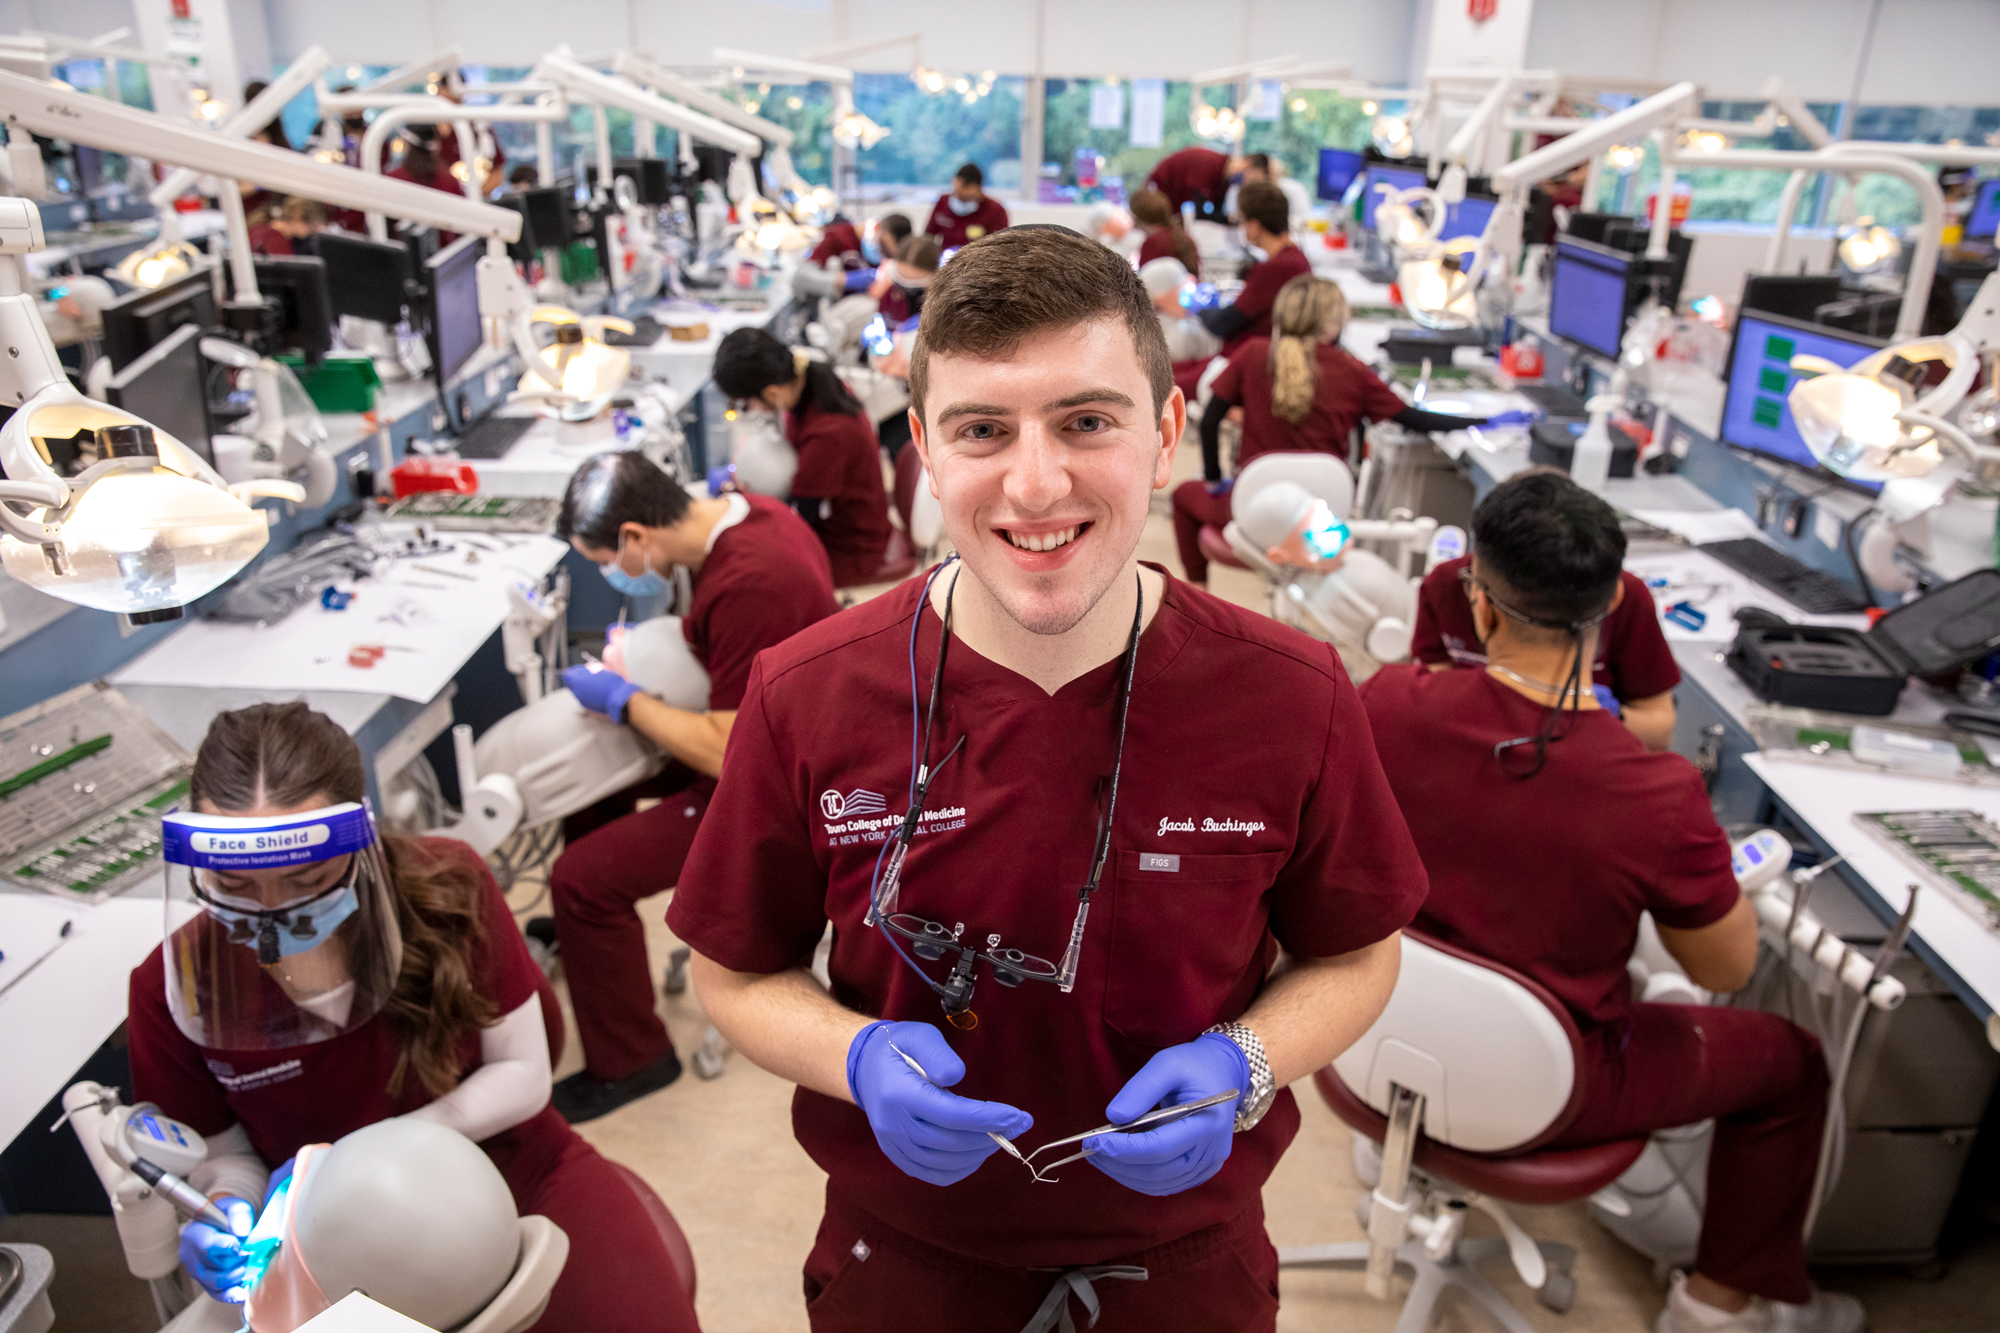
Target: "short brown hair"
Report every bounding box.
[908,226,1172,424]
[897,234,942,273]
[1237,180,1289,233]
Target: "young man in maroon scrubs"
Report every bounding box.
[1358,472,1861,1333]
[1197,182,1312,355]
[1408,470,1680,749]
[1144,146,1252,221]
[925,162,1011,249]
[542,452,839,1121]
[667,226,1426,1332]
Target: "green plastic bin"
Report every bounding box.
[278,353,382,415]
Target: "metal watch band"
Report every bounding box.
[1206,1020,1276,1132]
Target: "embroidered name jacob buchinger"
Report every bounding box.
[1157,816,1268,837]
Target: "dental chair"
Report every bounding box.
[1279,931,1648,1331]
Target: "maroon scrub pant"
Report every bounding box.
[1170,481,1234,585]
[550,787,710,1081]
[1554,1003,1828,1304]
[800,1189,1279,1332]
[522,1129,702,1333]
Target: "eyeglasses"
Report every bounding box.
[866,562,1144,1029]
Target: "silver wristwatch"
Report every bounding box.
[1205,1021,1276,1132]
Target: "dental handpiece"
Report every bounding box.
[129,1157,237,1232]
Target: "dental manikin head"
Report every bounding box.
[1139,257,1193,317]
[243,1119,539,1333]
[907,226,1183,637]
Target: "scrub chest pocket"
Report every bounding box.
[1102,849,1285,1047]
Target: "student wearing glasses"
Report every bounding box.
[1357,472,1860,1333]
[667,226,1426,1331]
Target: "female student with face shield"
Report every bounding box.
[126,703,701,1333]
[713,327,895,588]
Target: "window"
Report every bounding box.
[850,72,1025,194]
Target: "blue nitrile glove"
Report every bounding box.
[262,1156,295,1208]
[1484,408,1537,428]
[847,1020,1033,1187]
[1087,1034,1248,1197]
[178,1195,255,1303]
[844,266,878,293]
[562,662,642,724]
[1592,684,1623,717]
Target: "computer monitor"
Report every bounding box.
[100,269,216,374]
[1564,211,1619,245]
[1721,309,1886,492]
[251,257,334,364]
[615,157,673,206]
[1598,221,1694,311]
[103,323,215,466]
[424,235,484,388]
[1316,149,1365,203]
[1966,177,2000,242]
[314,231,414,326]
[1738,273,1844,324]
[1359,164,1427,232]
[1437,195,1497,243]
[494,197,536,268]
[1548,237,1633,359]
[521,186,571,250]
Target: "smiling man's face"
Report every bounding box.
[911,317,1182,636]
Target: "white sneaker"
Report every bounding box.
[1771,1288,1865,1333]
[1655,1272,1866,1333]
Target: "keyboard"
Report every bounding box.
[452,415,537,461]
[1513,383,1588,417]
[1697,538,1872,615]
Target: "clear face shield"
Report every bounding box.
[162,802,402,1050]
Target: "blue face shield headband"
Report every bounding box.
[165,803,379,966]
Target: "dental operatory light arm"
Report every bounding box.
[148,46,333,209]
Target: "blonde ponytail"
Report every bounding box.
[1268,276,1348,424]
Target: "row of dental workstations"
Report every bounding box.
[1316,118,2000,1276]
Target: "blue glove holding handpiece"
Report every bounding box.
[562,661,642,724]
[178,1194,256,1303]
[848,1021,1033,1186]
[1086,1034,1249,1197]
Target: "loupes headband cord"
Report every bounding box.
[1476,582,1613,780]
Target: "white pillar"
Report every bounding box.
[131,0,248,117]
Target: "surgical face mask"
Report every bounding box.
[948,195,979,216]
[862,237,882,264]
[1245,243,1269,262]
[600,537,669,599]
[198,865,360,964]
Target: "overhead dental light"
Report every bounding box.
[0,199,297,621]
[1786,271,2000,508]
[1606,143,1645,174]
[1373,113,1414,158]
[515,307,632,411]
[109,234,200,290]
[1836,217,1902,274]
[1682,128,1730,154]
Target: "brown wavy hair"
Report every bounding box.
[190,702,498,1098]
[1129,188,1200,274]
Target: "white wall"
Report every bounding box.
[1526,0,2000,105]
[254,0,1417,82]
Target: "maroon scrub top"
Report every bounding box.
[1220,244,1313,354]
[1137,227,1199,279]
[924,193,1011,250]
[786,404,894,588]
[668,567,1426,1268]
[810,220,865,270]
[1210,337,1410,468]
[1357,665,1739,1030]
[128,840,575,1192]
[1410,556,1683,704]
[1146,147,1231,214]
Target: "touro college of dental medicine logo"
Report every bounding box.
[821,788,888,821]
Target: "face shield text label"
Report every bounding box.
[189,825,332,855]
